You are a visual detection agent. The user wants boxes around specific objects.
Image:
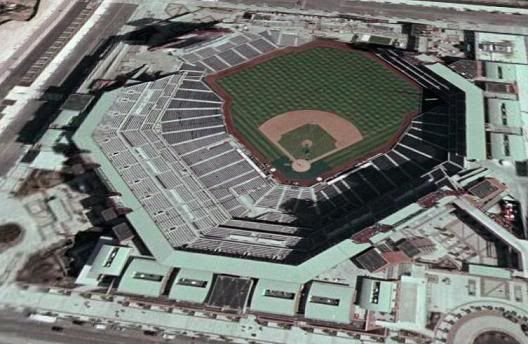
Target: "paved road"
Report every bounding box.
[0,3,137,176]
[0,311,210,344]
[224,0,528,33]
[0,1,90,99]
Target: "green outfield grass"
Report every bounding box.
[278,124,336,160]
[217,46,422,180]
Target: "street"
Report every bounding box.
[0,2,137,176]
[0,310,215,344]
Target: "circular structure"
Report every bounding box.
[292,159,311,172]
[444,312,526,344]
[0,222,22,244]
[473,332,521,344]
[207,40,422,185]
[0,222,23,252]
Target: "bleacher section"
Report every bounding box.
[181,30,311,73]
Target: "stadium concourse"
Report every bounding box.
[73,30,467,273]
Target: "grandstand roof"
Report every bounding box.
[168,269,214,304]
[117,257,172,297]
[423,62,486,160]
[305,281,355,323]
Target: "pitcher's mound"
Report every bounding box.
[292,159,311,172]
[301,139,313,148]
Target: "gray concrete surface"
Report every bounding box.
[0,310,212,344]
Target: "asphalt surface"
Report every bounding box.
[0,310,211,344]
[0,1,90,100]
[0,3,137,176]
[224,0,528,32]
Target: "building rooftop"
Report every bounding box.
[353,248,389,272]
[249,279,302,316]
[305,281,355,323]
[468,264,512,279]
[475,32,528,64]
[453,198,528,278]
[168,269,214,304]
[88,244,132,278]
[206,275,253,310]
[357,278,395,313]
[76,238,126,286]
[396,275,427,328]
[117,257,172,297]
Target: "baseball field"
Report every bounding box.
[208,41,422,183]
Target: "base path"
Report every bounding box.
[259,110,363,163]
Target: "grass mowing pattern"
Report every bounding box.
[278,124,336,160]
[217,47,421,178]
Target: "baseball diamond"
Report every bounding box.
[278,124,337,161]
[206,40,423,184]
[259,110,363,163]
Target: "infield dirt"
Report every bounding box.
[259,110,363,163]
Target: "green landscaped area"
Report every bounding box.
[278,124,336,160]
[216,46,422,180]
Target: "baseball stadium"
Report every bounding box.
[207,40,422,184]
[74,30,468,270]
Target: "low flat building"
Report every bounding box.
[353,248,389,272]
[75,237,132,287]
[305,281,355,324]
[206,275,253,311]
[168,269,214,304]
[117,257,172,297]
[396,275,427,329]
[357,278,396,314]
[249,279,302,317]
[475,32,528,64]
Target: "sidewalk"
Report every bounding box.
[0,284,378,344]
